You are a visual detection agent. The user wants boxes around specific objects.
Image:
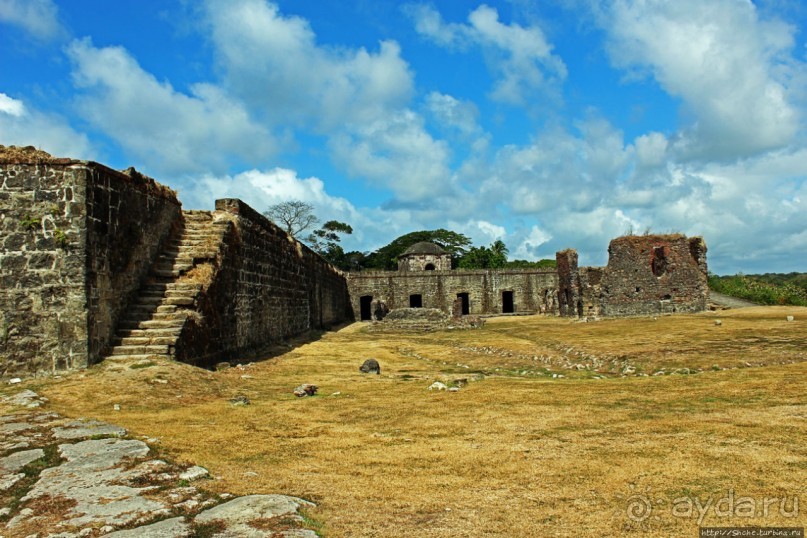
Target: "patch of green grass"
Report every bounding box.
[300,508,325,536]
[130,361,157,370]
[20,214,40,231]
[53,228,69,248]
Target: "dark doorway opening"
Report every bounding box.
[424,263,436,271]
[360,295,373,321]
[409,294,423,308]
[457,292,470,315]
[502,291,514,313]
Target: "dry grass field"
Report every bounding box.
[4,306,806,537]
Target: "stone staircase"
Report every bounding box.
[105,211,227,361]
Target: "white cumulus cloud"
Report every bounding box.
[599,0,805,159]
[0,0,65,41]
[405,3,567,106]
[0,92,92,158]
[66,38,275,177]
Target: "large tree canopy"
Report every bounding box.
[263,201,319,238]
[307,220,353,269]
[363,229,472,270]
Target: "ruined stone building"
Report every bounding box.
[0,149,708,378]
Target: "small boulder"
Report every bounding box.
[293,384,318,397]
[428,381,448,391]
[229,395,250,406]
[786,315,794,322]
[359,359,381,375]
[714,319,722,326]
[179,466,209,481]
[215,362,231,371]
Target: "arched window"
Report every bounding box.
[424,263,436,271]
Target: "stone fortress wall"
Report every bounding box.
[0,157,180,376]
[1,150,708,378]
[0,153,351,378]
[180,199,351,364]
[347,269,559,320]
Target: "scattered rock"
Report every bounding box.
[8,377,22,384]
[104,516,190,537]
[151,378,168,384]
[179,466,209,481]
[215,361,231,371]
[0,448,44,472]
[453,378,468,387]
[359,358,381,374]
[194,494,314,529]
[113,404,121,411]
[448,387,460,393]
[714,319,722,326]
[786,315,794,322]
[428,381,448,391]
[229,395,250,406]
[0,472,25,492]
[293,384,318,397]
[3,389,48,408]
[52,419,126,440]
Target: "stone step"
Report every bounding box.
[110,345,171,356]
[118,319,186,330]
[154,262,194,272]
[131,296,165,306]
[164,289,198,298]
[182,210,213,218]
[115,336,178,346]
[152,269,187,278]
[121,312,187,323]
[163,296,195,306]
[116,327,184,338]
[127,304,178,316]
[104,354,159,362]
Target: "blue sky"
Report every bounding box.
[1,0,805,273]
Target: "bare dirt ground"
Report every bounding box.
[2,306,805,537]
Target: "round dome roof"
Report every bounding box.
[401,241,447,255]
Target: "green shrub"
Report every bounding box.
[709,273,807,307]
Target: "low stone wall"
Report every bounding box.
[0,156,180,378]
[347,269,558,319]
[177,199,352,364]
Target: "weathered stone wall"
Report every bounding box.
[600,235,708,316]
[347,269,558,319]
[0,159,181,377]
[556,249,580,317]
[83,166,181,360]
[177,199,352,364]
[1,162,89,376]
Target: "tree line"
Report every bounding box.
[263,201,556,271]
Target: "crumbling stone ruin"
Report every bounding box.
[557,234,709,318]
[0,147,708,378]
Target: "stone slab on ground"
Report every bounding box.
[104,516,191,537]
[1,390,319,538]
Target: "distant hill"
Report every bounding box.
[708,272,807,306]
